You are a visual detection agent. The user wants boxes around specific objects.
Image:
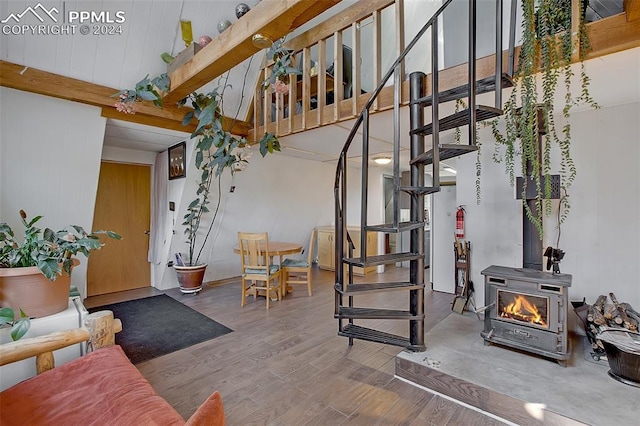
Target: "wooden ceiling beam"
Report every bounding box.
[0,60,250,136]
[624,0,640,21]
[100,108,194,134]
[163,0,341,105]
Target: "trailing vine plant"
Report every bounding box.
[262,36,300,94]
[488,0,598,237]
[453,99,483,205]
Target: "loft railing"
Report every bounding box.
[253,0,399,137]
[249,0,634,141]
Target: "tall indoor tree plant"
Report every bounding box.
[115,61,281,294]
[173,85,280,294]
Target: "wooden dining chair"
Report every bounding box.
[281,228,316,296]
[238,232,282,309]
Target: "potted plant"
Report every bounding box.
[173,86,280,294]
[0,210,121,318]
[115,55,282,294]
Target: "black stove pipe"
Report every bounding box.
[522,108,545,271]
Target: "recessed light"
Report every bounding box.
[373,156,392,165]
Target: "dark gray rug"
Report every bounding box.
[89,294,232,364]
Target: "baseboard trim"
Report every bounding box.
[205,276,240,288]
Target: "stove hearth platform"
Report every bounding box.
[395,313,640,426]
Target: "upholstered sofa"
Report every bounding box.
[0,311,225,425]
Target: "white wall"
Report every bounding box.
[0,88,106,297]
[160,150,336,288]
[457,101,640,313]
[430,184,457,292]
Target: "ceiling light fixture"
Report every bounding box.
[373,156,392,165]
[443,166,457,174]
[252,33,273,49]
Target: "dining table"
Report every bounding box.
[232,241,302,259]
[233,241,303,298]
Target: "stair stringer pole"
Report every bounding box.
[409,71,426,350]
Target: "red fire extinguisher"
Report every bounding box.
[455,206,465,240]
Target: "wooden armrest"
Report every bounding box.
[0,310,122,374]
[0,328,90,367]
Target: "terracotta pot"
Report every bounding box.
[174,263,207,294]
[0,259,79,319]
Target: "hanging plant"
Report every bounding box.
[488,0,598,237]
[262,36,300,94]
[112,74,170,114]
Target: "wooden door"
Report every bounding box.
[87,162,151,296]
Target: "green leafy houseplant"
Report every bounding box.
[0,307,30,341]
[178,86,281,267]
[114,55,282,271]
[483,0,597,237]
[0,210,121,281]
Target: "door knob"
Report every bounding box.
[144,230,151,235]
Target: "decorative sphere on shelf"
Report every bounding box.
[198,35,212,47]
[235,3,251,19]
[217,19,232,34]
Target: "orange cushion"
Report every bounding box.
[185,391,225,426]
[0,345,185,426]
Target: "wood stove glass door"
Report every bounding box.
[497,289,550,329]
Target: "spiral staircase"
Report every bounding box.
[334,0,517,350]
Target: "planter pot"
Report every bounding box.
[0,259,79,319]
[174,263,207,294]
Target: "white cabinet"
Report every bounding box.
[0,298,87,391]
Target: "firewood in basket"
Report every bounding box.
[623,317,638,331]
[603,303,616,320]
[612,310,624,326]
[603,304,624,326]
[587,306,606,326]
[593,295,607,312]
[588,323,605,347]
[585,324,603,351]
[619,302,640,324]
[610,292,638,331]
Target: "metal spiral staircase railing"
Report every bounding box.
[334,0,517,351]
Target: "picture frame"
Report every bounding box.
[168,141,186,180]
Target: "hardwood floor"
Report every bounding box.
[85,266,507,425]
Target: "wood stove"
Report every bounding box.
[481,265,572,365]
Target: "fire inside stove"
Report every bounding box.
[498,290,548,328]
